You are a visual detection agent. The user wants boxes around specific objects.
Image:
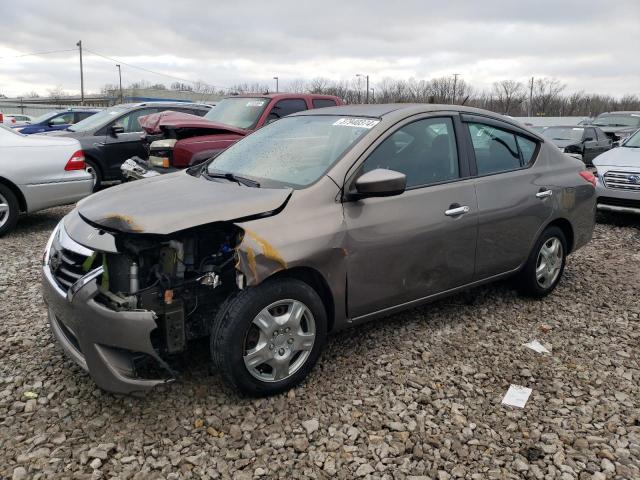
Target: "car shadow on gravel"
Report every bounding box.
[597,211,640,229]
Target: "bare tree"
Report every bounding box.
[532,78,565,116]
[492,80,526,115]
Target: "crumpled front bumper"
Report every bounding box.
[120,157,178,181]
[42,226,174,394]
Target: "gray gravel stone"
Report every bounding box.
[1,207,640,478]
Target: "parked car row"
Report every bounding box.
[541,125,612,165]
[40,104,597,396]
[121,93,343,180]
[43,102,212,188]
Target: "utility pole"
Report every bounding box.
[356,74,369,103]
[76,40,84,105]
[452,73,460,104]
[116,64,123,104]
[273,76,279,93]
[528,76,534,117]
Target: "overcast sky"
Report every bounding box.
[1,0,639,98]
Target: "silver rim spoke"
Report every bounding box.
[0,194,9,229]
[243,299,316,383]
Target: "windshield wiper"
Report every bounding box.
[202,170,260,187]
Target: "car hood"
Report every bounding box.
[139,111,247,136]
[593,147,640,167]
[595,125,638,135]
[77,171,292,235]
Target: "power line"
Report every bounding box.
[0,48,76,60]
[83,48,229,91]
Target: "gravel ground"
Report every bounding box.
[1,206,639,480]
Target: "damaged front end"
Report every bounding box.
[42,211,259,394]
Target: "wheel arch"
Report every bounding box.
[0,176,27,212]
[266,266,336,333]
[545,217,574,253]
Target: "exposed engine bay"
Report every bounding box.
[89,224,244,356]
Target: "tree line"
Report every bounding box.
[14,76,639,118]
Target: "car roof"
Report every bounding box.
[545,125,586,128]
[597,111,640,115]
[224,93,339,101]
[291,103,545,140]
[114,102,210,109]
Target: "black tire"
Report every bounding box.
[517,226,567,298]
[211,278,327,396]
[85,158,102,191]
[0,184,19,237]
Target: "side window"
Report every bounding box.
[312,99,337,108]
[584,128,596,141]
[115,108,156,133]
[50,112,75,125]
[268,99,307,121]
[75,112,94,122]
[516,136,537,165]
[468,123,522,175]
[595,127,607,141]
[361,117,460,188]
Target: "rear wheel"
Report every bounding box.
[517,226,567,298]
[0,184,19,237]
[85,159,102,191]
[211,278,327,396]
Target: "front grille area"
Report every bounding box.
[50,248,91,290]
[603,171,640,191]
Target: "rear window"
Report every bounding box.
[312,99,338,109]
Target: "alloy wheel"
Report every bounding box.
[0,192,10,230]
[243,299,316,382]
[535,237,563,289]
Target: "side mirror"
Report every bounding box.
[111,125,125,135]
[353,168,406,198]
[583,137,594,142]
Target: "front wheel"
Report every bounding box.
[0,184,19,237]
[517,226,567,298]
[211,278,327,396]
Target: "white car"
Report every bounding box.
[0,124,94,236]
[593,128,640,214]
[7,114,33,126]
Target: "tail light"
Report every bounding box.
[64,150,86,171]
[0,113,3,123]
[579,170,596,186]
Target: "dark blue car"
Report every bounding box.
[15,109,100,134]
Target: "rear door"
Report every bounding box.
[344,115,478,318]
[462,116,552,279]
[582,127,599,164]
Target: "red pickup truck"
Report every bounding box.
[121,93,343,180]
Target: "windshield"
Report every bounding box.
[205,115,379,188]
[31,111,60,124]
[69,106,128,132]
[623,129,640,148]
[593,114,640,128]
[203,97,269,129]
[542,127,584,142]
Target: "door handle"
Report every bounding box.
[444,205,470,217]
[536,189,553,199]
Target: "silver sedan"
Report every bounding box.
[0,125,93,236]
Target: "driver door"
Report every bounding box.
[344,116,478,319]
[102,107,157,178]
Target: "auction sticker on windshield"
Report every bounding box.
[246,100,267,107]
[333,118,380,129]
